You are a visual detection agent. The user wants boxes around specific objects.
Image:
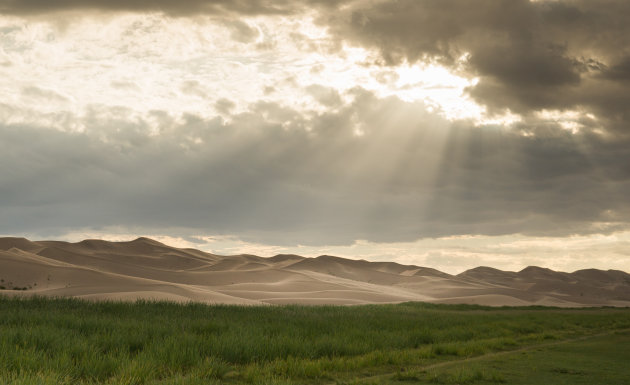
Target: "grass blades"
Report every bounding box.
[1,296,629,384]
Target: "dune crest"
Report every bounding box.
[1,237,629,307]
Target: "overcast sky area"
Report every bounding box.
[2,0,630,273]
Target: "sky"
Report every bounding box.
[1,0,630,273]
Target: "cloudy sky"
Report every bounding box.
[2,0,630,273]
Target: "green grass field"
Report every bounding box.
[1,296,629,384]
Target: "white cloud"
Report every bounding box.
[0,12,486,129]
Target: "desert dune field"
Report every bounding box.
[2,237,629,307]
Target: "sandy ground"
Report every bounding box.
[1,237,629,307]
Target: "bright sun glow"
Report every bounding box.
[383,63,485,120]
[0,13,497,130]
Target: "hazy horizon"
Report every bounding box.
[2,0,630,274]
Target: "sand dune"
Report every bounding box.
[1,237,629,307]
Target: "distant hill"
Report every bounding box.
[1,237,629,307]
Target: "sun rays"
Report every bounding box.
[2,1,630,274]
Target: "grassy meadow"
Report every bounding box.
[0,296,629,384]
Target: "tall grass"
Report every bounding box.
[0,296,628,384]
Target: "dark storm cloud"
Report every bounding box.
[324,0,630,128]
[600,56,630,82]
[2,91,630,244]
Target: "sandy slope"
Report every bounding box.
[1,237,629,307]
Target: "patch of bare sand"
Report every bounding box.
[2,237,629,307]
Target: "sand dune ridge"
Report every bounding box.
[1,237,629,307]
